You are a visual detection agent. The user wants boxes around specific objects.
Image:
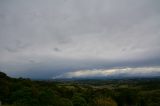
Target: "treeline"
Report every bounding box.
[0,71,160,106]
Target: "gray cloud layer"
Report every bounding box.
[0,0,160,79]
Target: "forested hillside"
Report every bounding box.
[0,71,160,106]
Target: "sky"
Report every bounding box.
[0,0,160,79]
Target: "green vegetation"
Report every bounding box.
[0,71,160,106]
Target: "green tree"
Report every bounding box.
[93,97,117,106]
[58,98,73,106]
[38,89,57,105]
[72,94,87,106]
[0,79,10,103]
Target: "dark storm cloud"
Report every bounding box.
[0,0,160,78]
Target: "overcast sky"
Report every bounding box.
[0,0,160,79]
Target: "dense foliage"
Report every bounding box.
[0,71,160,106]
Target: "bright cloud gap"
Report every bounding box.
[53,67,160,79]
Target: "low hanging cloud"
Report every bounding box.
[53,67,160,79]
[0,0,160,79]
